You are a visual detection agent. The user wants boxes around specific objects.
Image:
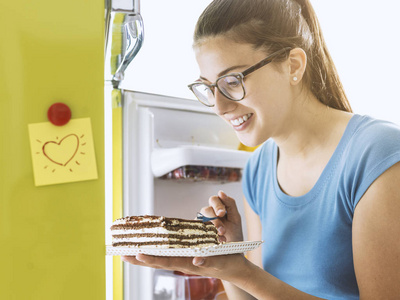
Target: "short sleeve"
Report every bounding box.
[342,118,400,212]
[242,140,274,216]
[242,153,259,215]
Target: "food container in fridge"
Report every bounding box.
[153,270,227,300]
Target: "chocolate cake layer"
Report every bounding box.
[110,215,220,248]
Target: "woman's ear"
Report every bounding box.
[289,48,307,85]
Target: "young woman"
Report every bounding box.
[122,0,400,298]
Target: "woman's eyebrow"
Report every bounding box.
[199,64,248,82]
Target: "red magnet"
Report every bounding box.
[47,102,72,126]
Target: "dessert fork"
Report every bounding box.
[196,212,220,222]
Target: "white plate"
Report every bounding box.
[106,241,263,257]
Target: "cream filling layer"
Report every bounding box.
[111,228,216,236]
[112,216,164,225]
[113,237,217,243]
[132,243,218,249]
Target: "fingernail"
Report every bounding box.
[193,258,205,266]
[136,254,145,262]
[121,256,127,262]
[217,226,224,235]
[217,209,225,216]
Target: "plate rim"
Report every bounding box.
[105,240,263,257]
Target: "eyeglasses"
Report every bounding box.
[188,47,292,107]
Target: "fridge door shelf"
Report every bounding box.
[151,146,252,182]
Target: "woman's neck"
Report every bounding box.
[272,91,353,196]
[273,91,352,161]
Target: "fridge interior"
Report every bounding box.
[122,91,250,226]
[121,91,251,299]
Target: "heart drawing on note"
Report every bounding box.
[42,134,79,166]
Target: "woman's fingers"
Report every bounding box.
[208,194,227,217]
[218,191,240,217]
[218,235,227,243]
[122,253,247,282]
[132,254,233,272]
[135,254,185,269]
[192,254,242,270]
[200,191,243,241]
[204,190,240,221]
[198,206,225,235]
[120,255,163,269]
[122,254,193,272]
[200,206,218,218]
[122,254,218,275]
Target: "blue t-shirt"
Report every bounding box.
[242,114,400,299]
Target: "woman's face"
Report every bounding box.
[194,36,294,147]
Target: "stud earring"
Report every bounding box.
[293,76,298,81]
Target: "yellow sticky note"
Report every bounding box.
[28,118,98,186]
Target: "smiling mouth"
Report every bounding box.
[230,113,253,126]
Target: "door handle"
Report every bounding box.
[113,13,144,82]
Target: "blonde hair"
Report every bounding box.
[194,0,352,112]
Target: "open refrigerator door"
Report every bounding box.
[121,91,252,299]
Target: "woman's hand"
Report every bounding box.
[121,190,249,282]
[121,251,252,284]
[200,190,244,243]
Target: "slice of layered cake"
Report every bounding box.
[110,215,220,248]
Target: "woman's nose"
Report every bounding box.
[213,89,236,116]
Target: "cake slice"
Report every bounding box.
[110,215,220,248]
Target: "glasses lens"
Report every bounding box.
[217,75,244,100]
[191,83,215,106]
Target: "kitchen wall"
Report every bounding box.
[120,0,211,99]
[312,1,400,124]
[123,0,400,124]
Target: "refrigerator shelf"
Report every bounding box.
[159,165,242,183]
[106,240,263,257]
[151,146,252,178]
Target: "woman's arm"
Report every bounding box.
[127,249,324,299]
[122,191,324,299]
[243,197,263,268]
[352,161,400,299]
[200,193,322,299]
[222,197,262,299]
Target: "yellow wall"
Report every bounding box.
[0,0,105,299]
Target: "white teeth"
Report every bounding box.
[230,113,252,126]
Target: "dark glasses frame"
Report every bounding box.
[188,47,292,107]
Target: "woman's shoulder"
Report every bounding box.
[346,114,400,155]
[339,114,400,209]
[352,114,400,136]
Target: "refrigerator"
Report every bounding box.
[0,0,105,299]
[104,0,253,299]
